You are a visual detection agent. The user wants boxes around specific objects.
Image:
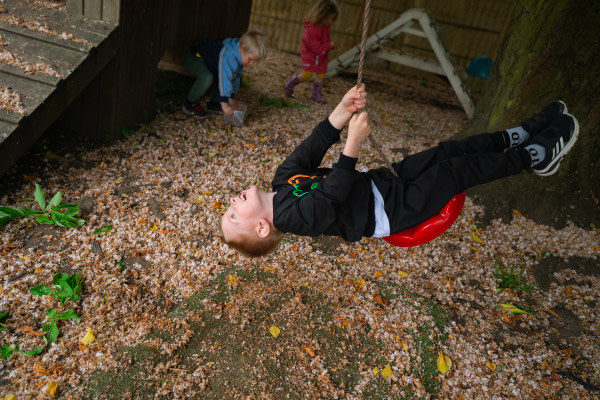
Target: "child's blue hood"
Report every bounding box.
[222,38,240,55]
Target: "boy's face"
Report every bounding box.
[241,49,260,67]
[221,186,267,240]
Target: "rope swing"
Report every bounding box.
[354,0,465,246]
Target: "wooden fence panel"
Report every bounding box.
[249,0,516,87]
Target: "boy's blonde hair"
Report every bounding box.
[217,223,284,258]
[306,0,339,25]
[239,29,268,60]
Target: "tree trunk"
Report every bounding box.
[456,0,600,228]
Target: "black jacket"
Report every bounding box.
[271,118,375,241]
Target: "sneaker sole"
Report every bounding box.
[534,112,579,176]
[518,101,568,149]
[182,105,208,119]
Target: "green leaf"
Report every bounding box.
[62,207,80,217]
[48,191,62,208]
[20,347,43,356]
[0,344,15,360]
[46,308,57,319]
[0,206,25,217]
[0,313,7,322]
[54,203,80,209]
[67,273,83,294]
[53,273,69,285]
[30,285,51,296]
[55,309,80,323]
[35,215,53,224]
[45,321,59,345]
[0,215,16,226]
[21,206,41,217]
[34,183,47,211]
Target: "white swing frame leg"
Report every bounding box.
[327,9,476,118]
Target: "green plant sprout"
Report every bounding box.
[494,259,534,294]
[261,97,310,109]
[0,183,85,228]
[30,272,83,346]
[94,224,115,236]
[0,313,43,359]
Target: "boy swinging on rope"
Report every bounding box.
[219,85,578,257]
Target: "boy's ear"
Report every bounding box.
[256,218,271,239]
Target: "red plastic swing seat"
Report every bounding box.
[382,193,466,247]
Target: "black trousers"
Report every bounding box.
[367,131,531,233]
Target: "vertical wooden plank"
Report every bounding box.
[66,0,83,17]
[84,0,103,20]
[102,0,120,24]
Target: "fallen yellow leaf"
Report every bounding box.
[499,303,530,314]
[46,380,58,397]
[20,256,31,261]
[486,360,496,370]
[513,209,524,217]
[150,225,158,231]
[34,266,43,274]
[471,231,485,245]
[374,271,384,276]
[372,367,380,375]
[565,286,575,297]
[437,352,452,373]
[197,195,205,203]
[269,325,280,338]
[381,364,393,379]
[151,166,161,171]
[351,278,365,290]
[0,395,18,400]
[228,275,237,286]
[397,270,408,278]
[300,282,309,287]
[81,327,95,345]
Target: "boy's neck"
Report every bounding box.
[263,191,276,224]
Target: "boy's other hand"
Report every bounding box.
[343,111,371,158]
[222,102,234,117]
[348,111,371,142]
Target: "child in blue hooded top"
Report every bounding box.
[183,30,267,119]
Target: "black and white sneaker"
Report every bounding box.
[521,101,567,140]
[531,113,579,176]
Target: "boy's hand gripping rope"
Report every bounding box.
[356,0,399,177]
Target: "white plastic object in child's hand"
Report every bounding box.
[223,103,247,127]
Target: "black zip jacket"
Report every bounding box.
[271,118,375,241]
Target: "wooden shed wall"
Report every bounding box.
[249,0,515,87]
[61,0,252,140]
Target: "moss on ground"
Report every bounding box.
[72,265,450,399]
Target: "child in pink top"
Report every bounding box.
[284,0,339,103]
